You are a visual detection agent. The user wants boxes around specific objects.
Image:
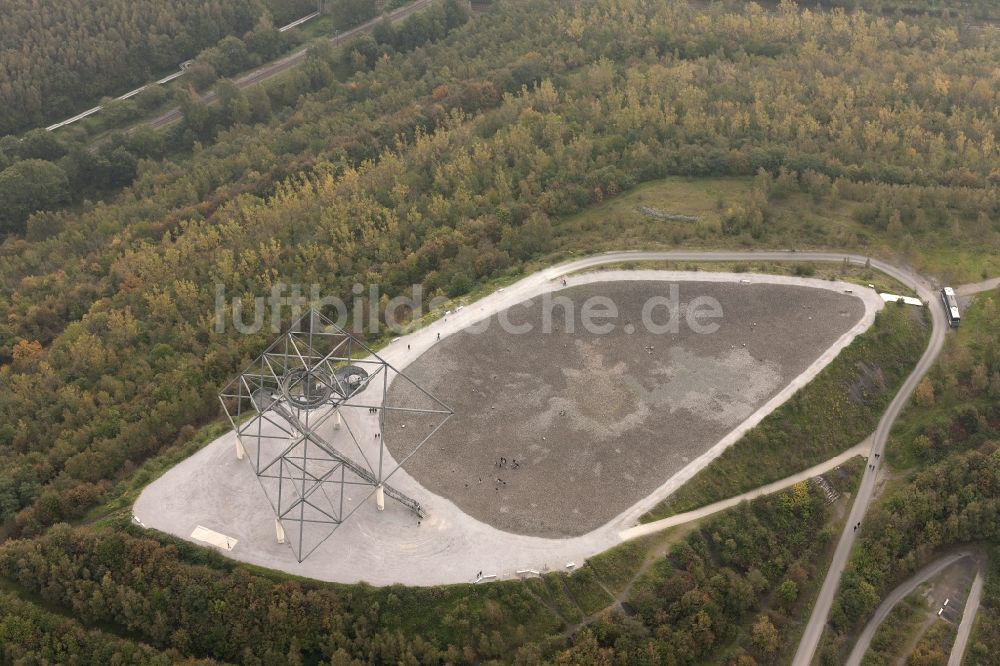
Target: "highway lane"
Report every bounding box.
[146,0,437,130]
[46,10,322,132]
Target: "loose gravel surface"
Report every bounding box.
[386,280,864,537]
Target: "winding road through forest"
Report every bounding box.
[788,251,947,664]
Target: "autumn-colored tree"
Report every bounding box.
[750,615,779,656]
[915,376,936,408]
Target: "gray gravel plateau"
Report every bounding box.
[387,281,864,536]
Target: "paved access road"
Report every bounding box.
[845,551,972,666]
[956,276,1000,296]
[949,567,985,666]
[792,262,998,665]
[135,249,993,593]
[789,252,947,664]
[146,0,437,130]
[567,253,995,666]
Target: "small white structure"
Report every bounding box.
[879,292,923,307]
[191,525,238,551]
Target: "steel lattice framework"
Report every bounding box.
[219,309,452,562]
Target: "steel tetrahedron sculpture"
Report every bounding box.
[219,309,452,562]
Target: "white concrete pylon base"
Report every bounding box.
[275,519,285,544]
[376,485,385,512]
[235,439,245,460]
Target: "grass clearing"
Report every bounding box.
[861,588,929,665]
[586,539,648,597]
[551,175,1000,284]
[560,566,615,616]
[539,574,584,623]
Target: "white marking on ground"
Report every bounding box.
[191,525,238,551]
[880,292,923,306]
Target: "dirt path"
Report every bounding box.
[619,440,868,541]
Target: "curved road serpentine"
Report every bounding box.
[781,251,947,665]
[137,250,992,619]
[845,551,973,666]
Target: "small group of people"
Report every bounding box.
[494,456,520,470]
[867,452,881,471]
[491,457,522,490]
[367,407,378,414]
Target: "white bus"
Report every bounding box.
[941,287,960,328]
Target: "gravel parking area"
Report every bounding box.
[386,280,864,537]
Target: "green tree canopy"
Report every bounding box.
[0,159,70,233]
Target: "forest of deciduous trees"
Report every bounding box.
[0,0,315,135]
[0,0,998,662]
[0,473,852,664]
[0,0,997,553]
[0,589,217,665]
[821,449,1000,663]
[805,0,1000,19]
[0,0,471,235]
